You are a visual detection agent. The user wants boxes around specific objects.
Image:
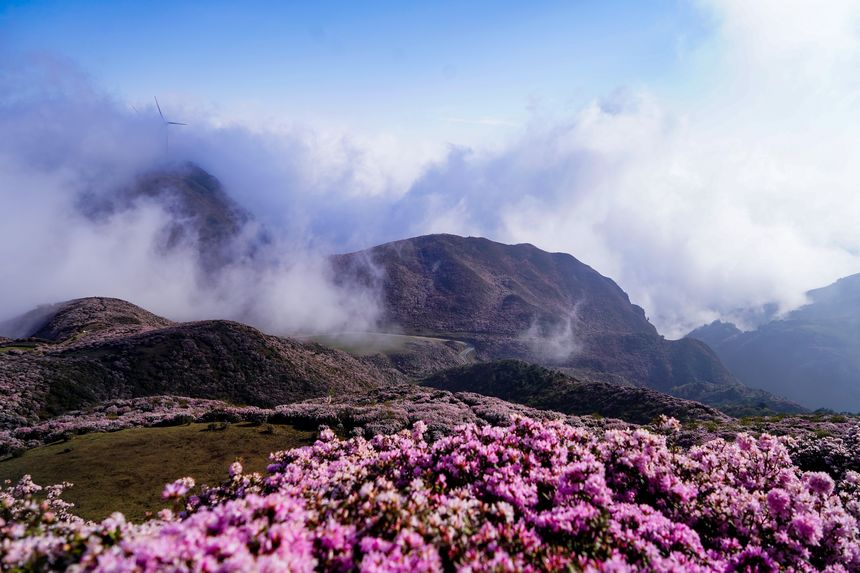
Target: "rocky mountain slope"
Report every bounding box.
[688,273,860,412]
[334,234,799,413]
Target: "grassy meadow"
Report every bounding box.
[0,423,315,521]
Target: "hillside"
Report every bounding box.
[0,295,756,441]
[334,234,653,339]
[688,273,860,411]
[0,423,316,521]
[420,360,730,424]
[0,297,173,342]
[334,234,798,412]
[0,298,402,428]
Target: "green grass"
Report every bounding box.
[301,331,467,356]
[0,423,315,521]
[0,346,35,353]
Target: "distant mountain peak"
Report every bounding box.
[687,320,742,348]
[687,273,860,412]
[335,233,655,340]
[77,162,266,275]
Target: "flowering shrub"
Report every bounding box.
[789,426,860,481]
[3,417,860,571]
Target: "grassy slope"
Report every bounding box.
[303,332,466,357]
[0,423,314,521]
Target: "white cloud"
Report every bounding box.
[0,55,382,335]
[385,1,860,336]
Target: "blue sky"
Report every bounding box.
[1,0,712,142]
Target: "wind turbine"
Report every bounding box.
[154,96,187,157]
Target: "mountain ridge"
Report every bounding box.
[0,165,802,421]
[420,360,730,424]
[1,296,757,430]
[688,273,860,411]
[333,233,799,413]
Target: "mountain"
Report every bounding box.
[1,165,799,420]
[79,161,265,274]
[335,234,653,341]
[0,298,403,428]
[421,360,730,424]
[688,273,860,412]
[334,234,798,413]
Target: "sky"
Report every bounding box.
[2,0,860,338]
[0,1,708,142]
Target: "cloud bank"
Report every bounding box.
[3,1,860,338]
[0,55,383,335]
[381,1,860,336]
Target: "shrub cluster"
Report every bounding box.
[2,417,859,571]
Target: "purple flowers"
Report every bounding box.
[3,416,860,571]
[162,477,195,500]
[806,472,836,496]
[766,488,791,515]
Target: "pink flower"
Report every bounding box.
[791,514,823,545]
[162,476,195,499]
[656,415,682,433]
[767,488,791,516]
[804,472,835,496]
[229,461,243,478]
[3,417,860,571]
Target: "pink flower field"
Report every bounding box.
[3,417,859,572]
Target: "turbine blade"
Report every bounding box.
[167,121,187,125]
[154,96,165,121]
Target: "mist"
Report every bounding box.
[379,1,860,337]
[4,1,860,339]
[519,303,585,364]
[0,54,383,335]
